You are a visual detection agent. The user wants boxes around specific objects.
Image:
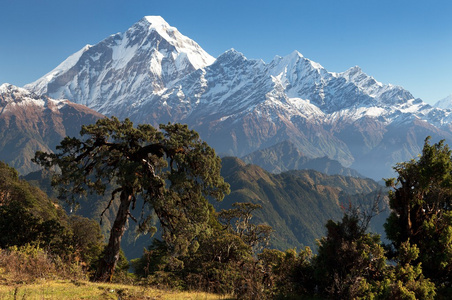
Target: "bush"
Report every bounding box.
[259,247,314,298]
[0,244,86,283]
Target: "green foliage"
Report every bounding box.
[0,161,71,256]
[218,202,273,251]
[381,240,436,299]
[33,117,230,281]
[307,199,435,300]
[182,204,269,298]
[385,137,452,287]
[0,161,61,221]
[182,239,253,295]
[133,203,272,298]
[313,210,387,299]
[259,247,314,298]
[0,160,106,280]
[68,215,104,274]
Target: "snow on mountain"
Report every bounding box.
[434,94,452,110]
[0,84,103,174]
[1,83,66,111]
[26,45,92,96]
[22,16,452,180]
[25,16,214,114]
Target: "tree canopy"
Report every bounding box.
[385,136,452,288]
[33,117,230,281]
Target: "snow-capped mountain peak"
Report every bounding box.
[136,16,215,70]
[25,16,215,112]
[0,83,13,94]
[434,94,452,110]
[0,83,68,111]
[216,49,249,64]
[143,15,170,27]
[342,65,364,79]
[286,50,304,59]
[1,83,42,101]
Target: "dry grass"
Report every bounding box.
[0,279,232,299]
[0,246,87,284]
[0,247,231,299]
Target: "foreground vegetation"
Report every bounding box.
[0,245,229,299]
[1,117,452,299]
[0,280,230,299]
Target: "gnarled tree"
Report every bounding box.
[33,117,230,282]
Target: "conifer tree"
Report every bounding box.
[33,117,229,282]
[385,137,452,287]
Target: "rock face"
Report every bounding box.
[0,84,104,174]
[24,16,452,180]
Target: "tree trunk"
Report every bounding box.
[94,188,132,282]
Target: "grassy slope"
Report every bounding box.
[0,280,231,299]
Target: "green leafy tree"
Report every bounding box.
[68,215,104,273]
[132,203,273,298]
[258,247,314,298]
[314,209,387,299]
[385,137,452,287]
[312,203,435,299]
[0,160,108,279]
[380,240,436,300]
[33,117,229,282]
[0,201,68,251]
[218,202,273,251]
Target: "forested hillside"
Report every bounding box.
[219,156,386,249]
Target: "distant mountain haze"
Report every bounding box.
[434,94,452,110]
[241,140,363,177]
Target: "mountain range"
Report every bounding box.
[2,16,430,257]
[2,15,451,180]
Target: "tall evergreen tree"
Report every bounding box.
[385,137,452,287]
[33,117,229,282]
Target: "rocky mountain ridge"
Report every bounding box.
[0,83,103,174]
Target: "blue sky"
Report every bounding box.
[1,0,451,104]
